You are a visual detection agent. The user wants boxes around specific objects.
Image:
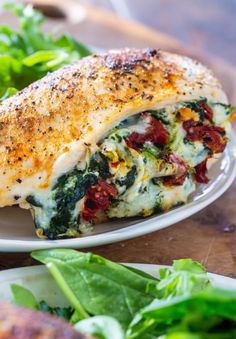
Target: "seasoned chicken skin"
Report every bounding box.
[0,49,232,238]
[0,302,90,339]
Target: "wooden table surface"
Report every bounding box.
[0,1,236,277]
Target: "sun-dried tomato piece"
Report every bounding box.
[125,114,169,150]
[163,153,189,186]
[183,119,202,141]
[203,102,213,121]
[183,120,226,153]
[148,115,169,145]
[125,131,147,150]
[203,128,226,153]
[195,159,209,184]
[198,102,214,121]
[82,179,118,221]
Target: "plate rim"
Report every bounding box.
[0,133,236,252]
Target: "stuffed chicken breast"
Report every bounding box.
[0,48,234,239]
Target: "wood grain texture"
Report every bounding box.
[0,2,235,276]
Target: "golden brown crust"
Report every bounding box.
[0,302,89,339]
[0,48,227,206]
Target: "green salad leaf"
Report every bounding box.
[11,283,39,310]
[0,3,91,100]
[75,315,125,339]
[10,250,236,339]
[11,283,74,320]
[127,287,236,339]
[124,265,159,281]
[32,249,158,329]
[154,259,210,299]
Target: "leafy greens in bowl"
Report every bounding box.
[0,2,91,100]
[9,249,236,339]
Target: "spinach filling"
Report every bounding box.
[26,98,231,239]
[48,171,97,237]
[115,166,137,190]
[27,151,110,239]
[150,109,170,125]
[89,152,110,179]
[27,170,98,239]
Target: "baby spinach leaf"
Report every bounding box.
[11,283,75,320]
[75,315,125,339]
[126,259,211,338]
[32,249,158,329]
[153,259,210,299]
[123,265,159,281]
[127,287,236,339]
[11,284,39,310]
[143,287,236,320]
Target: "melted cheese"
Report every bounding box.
[13,99,232,238]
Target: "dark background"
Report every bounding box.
[88,0,236,65]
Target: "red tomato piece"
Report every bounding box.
[183,120,202,142]
[125,114,169,150]
[163,153,189,186]
[82,179,118,221]
[203,128,226,153]
[195,159,209,184]
[183,120,226,153]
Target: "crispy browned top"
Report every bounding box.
[0,302,89,339]
[0,48,227,206]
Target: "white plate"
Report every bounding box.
[0,134,236,252]
[0,264,235,306]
